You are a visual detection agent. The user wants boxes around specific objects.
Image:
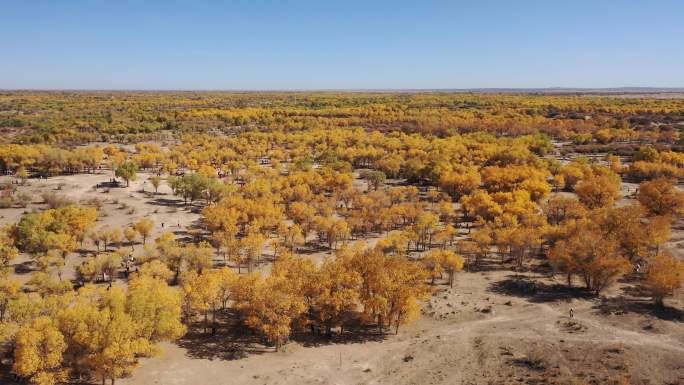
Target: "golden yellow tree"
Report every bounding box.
[574,174,621,209]
[180,271,220,334]
[12,316,68,385]
[644,252,684,307]
[315,256,361,334]
[244,273,307,351]
[184,241,215,274]
[438,167,481,198]
[441,250,465,288]
[0,278,21,321]
[75,287,153,385]
[135,260,174,282]
[350,246,429,333]
[239,232,266,273]
[134,219,154,245]
[421,250,444,285]
[1,230,19,275]
[549,227,630,294]
[637,177,684,216]
[123,227,139,249]
[126,275,186,341]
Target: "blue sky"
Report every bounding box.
[1,0,683,90]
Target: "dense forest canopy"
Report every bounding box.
[1,92,683,145]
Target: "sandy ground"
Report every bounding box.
[0,171,199,235]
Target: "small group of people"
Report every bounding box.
[121,254,137,278]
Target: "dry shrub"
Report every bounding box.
[556,367,589,385]
[0,196,13,208]
[513,348,547,371]
[16,192,32,208]
[606,374,631,385]
[84,196,105,209]
[41,191,73,209]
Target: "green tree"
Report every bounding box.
[149,176,162,194]
[115,161,138,187]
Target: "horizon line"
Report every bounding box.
[2,86,684,94]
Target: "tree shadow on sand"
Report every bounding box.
[464,259,514,273]
[488,274,594,303]
[178,310,387,362]
[291,319,385,348]
[489,275,684,322]
[590,277,684,322]
[12,260,36,275]
[592,295,684,322]
[177,310,269,361]
[295,243,331,255]
[146,197,184,208]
